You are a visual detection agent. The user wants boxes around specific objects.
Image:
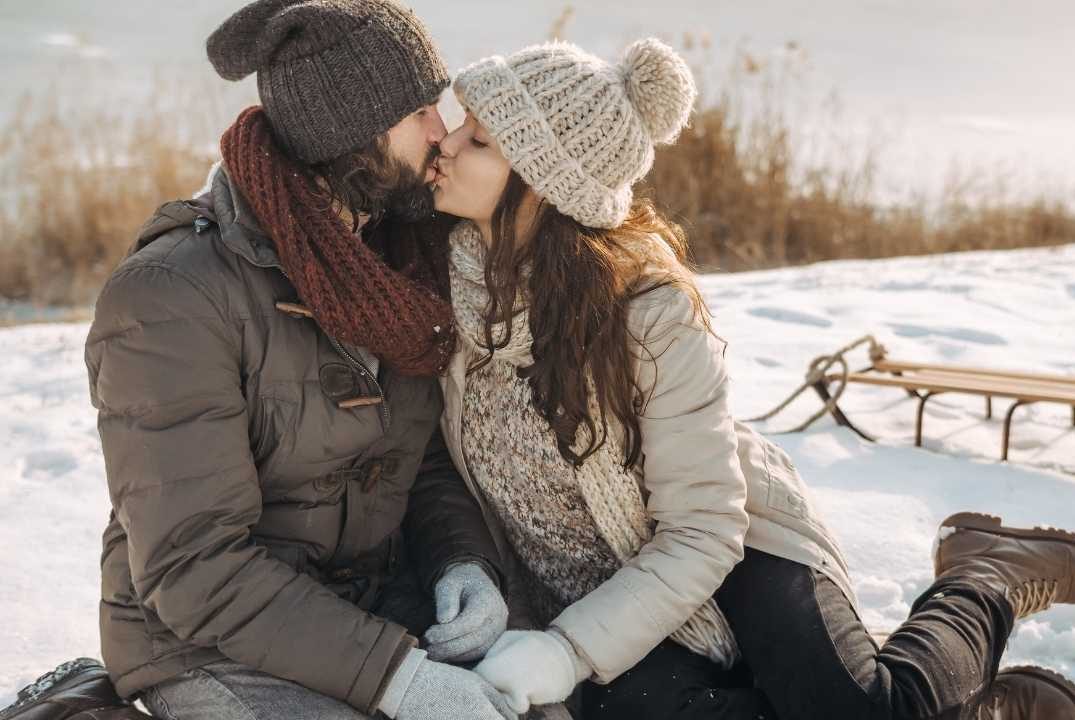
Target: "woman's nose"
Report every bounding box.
[439,126,464,157]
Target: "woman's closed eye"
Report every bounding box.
[471,137,489,148]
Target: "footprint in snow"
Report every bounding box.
[878,281,974,294]
[887,323,1007,346]
[747,306,833,328]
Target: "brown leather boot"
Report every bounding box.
[0,659,152,720]
[976,665,1075,719]
[934,513,1075,619]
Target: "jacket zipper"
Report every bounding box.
[277,268,391,431]
[327,334,391,431]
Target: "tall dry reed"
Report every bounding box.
[640,35,1075,271]
[0,43,1072,304]
[0,78,230,305]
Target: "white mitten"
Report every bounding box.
[474,630,592,715]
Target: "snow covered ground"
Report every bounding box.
[1,243,1073,706]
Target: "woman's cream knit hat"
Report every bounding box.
[454,38,696,229]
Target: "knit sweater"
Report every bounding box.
[448,220,740,667]
[461,357,624,626]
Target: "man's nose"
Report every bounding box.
[427,107,448,145]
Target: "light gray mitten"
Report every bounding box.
[424,562,508,662]
[376,648,517,720]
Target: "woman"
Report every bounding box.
[424,38,1075,719]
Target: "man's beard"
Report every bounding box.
[385,145,439,222]
[333,144,440,224]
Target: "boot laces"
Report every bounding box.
[1010,579,1059,618]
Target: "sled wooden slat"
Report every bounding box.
[871,358,1075,385]
[906,367,1075,388]
[819,353,1075,461]
[839,372,1075,404]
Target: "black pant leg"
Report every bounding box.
[878,578,1014,719]
[581,639,776,720]
[716,548,1013,720]
[717,548,886,719]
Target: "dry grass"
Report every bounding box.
[642,101,1075,272]
[640,37,1075,271]
[0,79,227,305]
[1,52,1072,304]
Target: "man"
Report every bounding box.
[0,2,514,719]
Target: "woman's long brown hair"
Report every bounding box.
[473,172,712,469]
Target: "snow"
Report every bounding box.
[1,243,1073,706]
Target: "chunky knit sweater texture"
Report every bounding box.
[448,221,740,667]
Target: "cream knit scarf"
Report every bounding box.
[449,220,740,668]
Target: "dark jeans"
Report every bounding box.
[581,640,774,719]
[583,548,1014,720]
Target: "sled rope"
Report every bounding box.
[744,334,886,434]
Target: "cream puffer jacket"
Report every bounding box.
[439,284,859,683]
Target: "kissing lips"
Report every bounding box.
[429,160,446,189]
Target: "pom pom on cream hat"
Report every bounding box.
[453,38,697,229]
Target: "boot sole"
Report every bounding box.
[940,512,1075,546]
[0,659,110,720]
[999,665,1075,702]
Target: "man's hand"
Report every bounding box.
[424,562,508,662]
[377,649,517,720]
[474,630,592,715]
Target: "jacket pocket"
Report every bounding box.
[762,440,809,520]
[252,536,310,575]
[249,396,297,469]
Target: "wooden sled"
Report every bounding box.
[815,351,1075,461]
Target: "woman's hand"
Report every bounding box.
[424,562,508,662]
[474,630,592,714]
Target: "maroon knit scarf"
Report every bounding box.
[220,106,454,376]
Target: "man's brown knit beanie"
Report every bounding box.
[207,0,450,164]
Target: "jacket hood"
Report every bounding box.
[130,162,281,269]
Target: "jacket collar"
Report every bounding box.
[203,162,374,271]
[205,163,283,270]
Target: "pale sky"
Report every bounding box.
[3,0,1072,200]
